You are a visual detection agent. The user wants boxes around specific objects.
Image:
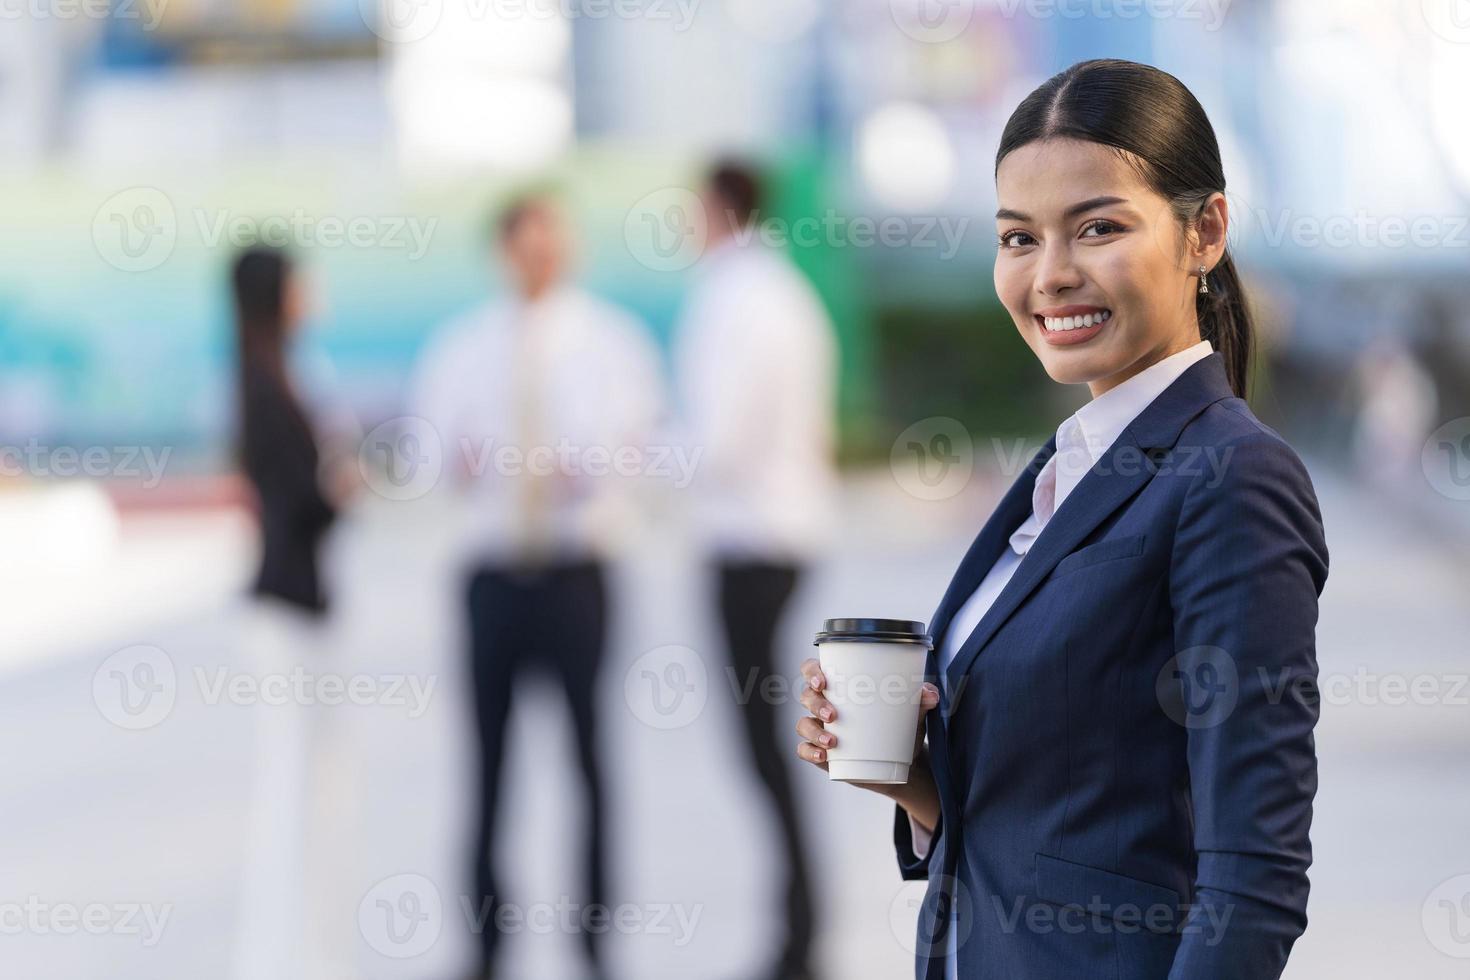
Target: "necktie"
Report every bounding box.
[511,317,554,565]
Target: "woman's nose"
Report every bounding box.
[1034,242,1084,296]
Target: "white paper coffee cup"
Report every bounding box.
[813,618,932,784]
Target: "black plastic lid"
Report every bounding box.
[814,618,932,648]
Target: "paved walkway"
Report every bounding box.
[2,462,1467,979]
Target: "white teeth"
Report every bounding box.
[1042,309,1111,331]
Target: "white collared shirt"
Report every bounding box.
[909,339,1214,978]
[672,239,839,560]
[408,285,664,567]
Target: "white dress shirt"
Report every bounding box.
[408,285,664,568]
[908,339,1214,978]
[673,239,839,560]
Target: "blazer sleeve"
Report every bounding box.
[894,803,940,881]
[1165,433,1329,980]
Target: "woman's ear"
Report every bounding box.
[1193,192,1229,269]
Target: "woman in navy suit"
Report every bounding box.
[795,60,1327,980]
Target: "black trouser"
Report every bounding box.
[465,560,608,975]
[718,559,814,977]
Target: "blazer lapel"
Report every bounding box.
[940,352,1237,708]
[928,436,1055,660]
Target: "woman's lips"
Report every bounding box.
[1035,309,1110,347]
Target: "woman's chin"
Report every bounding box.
[1038,354,1106,387]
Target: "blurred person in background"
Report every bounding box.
[410,193,663,980]
[231,246,358,980]
[673,160,838,980]
[795,59,1328,980]
[1350,336,1437,494]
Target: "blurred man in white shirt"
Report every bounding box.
[410,194,661,980]
[673,161,839,980]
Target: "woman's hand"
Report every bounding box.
[795,658,942,831]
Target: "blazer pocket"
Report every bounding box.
[1052,533,1147,579]
[1033,852,1181,935]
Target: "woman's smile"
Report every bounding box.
[1034,304,1112,347]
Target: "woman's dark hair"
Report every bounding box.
[233,246,305,460]
[995,59,1253,399]
[233,245,293,383]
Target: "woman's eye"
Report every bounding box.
[998,230,1035,249]
[1081,219,1123,238]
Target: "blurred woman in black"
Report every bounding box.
[235,246,339,612]
[230,246,355,980]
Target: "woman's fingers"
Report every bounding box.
[797,659,834,770]
[914,683,939,731]
[918,682,939,713]
[911,683,940,762]
[798,658,838,720]
[799,657,825,691]
[796,673,936,778]
[798,683,836,721]
[796,740,830,769]
[796,715,835,748]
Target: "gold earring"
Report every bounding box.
[1198,264,1209,295]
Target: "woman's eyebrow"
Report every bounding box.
[995,196,1130,222]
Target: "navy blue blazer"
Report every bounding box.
[894,351,1328,980]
